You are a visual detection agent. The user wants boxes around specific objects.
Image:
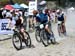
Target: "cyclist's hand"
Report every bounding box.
[64,16,66,23]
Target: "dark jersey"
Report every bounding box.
[15,18,21,26]
[56,13,64,21]
[36,13,48,24]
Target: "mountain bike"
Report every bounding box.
[12,27,31,50]
[35,23,56,46]
[57,21,67,36]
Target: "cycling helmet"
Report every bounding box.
[33,10,38,15]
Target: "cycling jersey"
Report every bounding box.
[36,13,48,24]
[56,13,64,21]
[15,12,23,26]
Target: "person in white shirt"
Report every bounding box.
[50,10,56,23]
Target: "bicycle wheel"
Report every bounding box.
[35,29,41,42]
[58,24,61,36]
[12,32,22,50]
[50,32,56,44]
[23,31,32,47]
[62,25,67,36]
[40,30,48,47]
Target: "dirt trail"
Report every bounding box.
[0,10,75,56]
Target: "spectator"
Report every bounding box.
[0,8,3,19]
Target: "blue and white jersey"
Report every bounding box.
[36,13,48,23]
[56,12,65,21]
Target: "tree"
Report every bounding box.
[9,0,14,5]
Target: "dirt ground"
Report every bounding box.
[0,10,75,56]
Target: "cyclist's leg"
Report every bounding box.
[58,24,62,36]
[60,24,63,33]
[20,24,27,40]
[61,21,66,32]
[23,16,27,30]
[45,24,52,35]
[58,21,64,33]
[48,21,53,32]
[62,22,67,35]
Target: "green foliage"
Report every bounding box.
[45,0,57,1]
[13,0,29,5]
[0,0,28,7]
[0,0,9,7]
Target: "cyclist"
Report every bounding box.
[33,9,53,37]
[14,10,28,40]
[55,9,66,36]
[7,9,26,40]
[44,9,55,41]
[44,9,53,34]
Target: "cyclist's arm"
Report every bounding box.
[47,13,51,22]
[20,16,24,24]
[47,15,51,22]
[64,15,66,23]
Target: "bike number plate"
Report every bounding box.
[58,21,62,24]
[40,24,44,29]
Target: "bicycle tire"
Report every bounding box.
[50,32,56,44]
[35,29,41,42]
[58,24,61,36]
[23,31,32,48]
[40,30,48,47]
[12,32,22,50]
